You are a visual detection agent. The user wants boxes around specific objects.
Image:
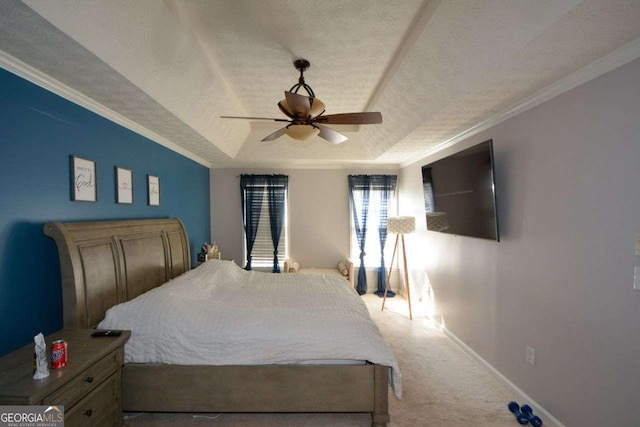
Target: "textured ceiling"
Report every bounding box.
[1,0,640,168]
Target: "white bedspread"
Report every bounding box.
[98,260,401,397]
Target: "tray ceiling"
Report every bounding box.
[1,0,640,168]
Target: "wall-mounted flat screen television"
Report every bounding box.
[421,139,499,241]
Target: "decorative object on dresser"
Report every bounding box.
[0,329,130,427]
[43,218,394,427]
[197,252,222,263]
[197,242,221,263]
[284,258,355,288]
[382,216,415,320]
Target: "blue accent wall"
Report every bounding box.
[0,68,210,356]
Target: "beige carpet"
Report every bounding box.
[123,294,519,426]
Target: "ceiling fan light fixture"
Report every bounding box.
[278,99,294,117]
[221,58,382,145]
[279,96,324,118]
[286,124,319,141]
[309,98,325,118]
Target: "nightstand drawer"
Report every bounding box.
[45,347,122,408]
[64,373,119,427]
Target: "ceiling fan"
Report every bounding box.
[221,59,382,144]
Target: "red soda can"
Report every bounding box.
[51,340,68,369]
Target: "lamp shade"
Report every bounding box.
[279,97,325,118]
[387,216,415,234]
[286,124,320,140]
[426,212,449,232]
[309,98,325,117]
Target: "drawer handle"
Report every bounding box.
[84,409,93,417]
[84,376,94,383]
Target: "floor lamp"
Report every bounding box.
[382,216,415,320]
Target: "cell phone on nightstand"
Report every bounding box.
[91,330,122,337]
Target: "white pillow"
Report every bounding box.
[288,261,300,273]
[337,261,348,276]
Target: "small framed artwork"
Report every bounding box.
[147,174,160,206]
[116,166,134,204]
[71,155,97,202]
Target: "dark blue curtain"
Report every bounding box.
[348,175,371,295]
[349,175,398,296]
[266,175,288,273]
[373,175,397,297]
[240,175,266,270]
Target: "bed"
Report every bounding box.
[284,257,355,287]
[44,218,398,426]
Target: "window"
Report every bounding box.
[245,190,288,269]
[349,188,396,267]
[240,175,288,271]
[422,166,435,214]
[348,175,397,268]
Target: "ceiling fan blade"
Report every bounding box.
[315,112,382,125]
[261,127,289,142]
[316,124,348,144]
[284,91,311,116]
[221,115,290,122]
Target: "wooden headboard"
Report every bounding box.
[44,218,191,329]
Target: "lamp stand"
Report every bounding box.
[381,234,413,320]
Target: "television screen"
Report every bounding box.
[421,139,499,241]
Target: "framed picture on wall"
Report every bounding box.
[147,174,160,206]
[116,166,134,204]
[71,155,97,202]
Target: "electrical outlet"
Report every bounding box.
[526,346,535,366]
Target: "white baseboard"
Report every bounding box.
[443,328,565,427]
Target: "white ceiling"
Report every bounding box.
[1,0,640,168]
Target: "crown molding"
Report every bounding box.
[401,37,640,168]
[0,50,211,168]
[210,159,401,170]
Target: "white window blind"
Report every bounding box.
[243,187,288,270]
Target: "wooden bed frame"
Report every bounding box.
[44,218,390,426]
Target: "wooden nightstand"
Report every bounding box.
[0,329,130,427]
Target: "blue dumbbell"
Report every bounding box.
[508,401,529,425]
[521,404,543,427]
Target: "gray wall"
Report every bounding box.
[398,57,640,426]
[210,168,399,291]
